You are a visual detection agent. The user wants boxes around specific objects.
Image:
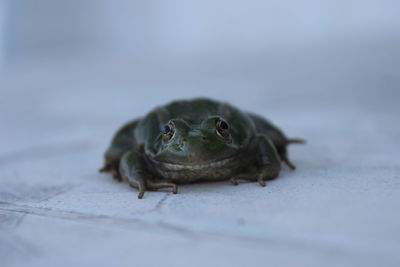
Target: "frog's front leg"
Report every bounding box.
[119,151,178,199]
[230,135,281,186]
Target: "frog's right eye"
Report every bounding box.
[162,124,175,141]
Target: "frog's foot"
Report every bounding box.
[111,169,122,182]
[99,163,112,173]
[127,178,178,199]
[287,138,306,145]
[230,175,267,187]
[282,154,296,170]
[99,164,122,182]
[119,151,178,199]
[147,181,178,194]
[127,180,147,199]
[99,167,108,173]
[282,138,306,170]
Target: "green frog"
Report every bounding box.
[100,98,304,198]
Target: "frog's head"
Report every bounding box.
[150,115,248,165]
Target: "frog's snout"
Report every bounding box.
[156,126,235,164]
[160,130,211,162]
[180,136,208,161]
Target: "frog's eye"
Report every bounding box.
[216,119,230,138]
[162,124,175,141]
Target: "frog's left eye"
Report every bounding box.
[162,124,175,141]
[216,119,230,138]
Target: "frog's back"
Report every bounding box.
[163,98,229,124]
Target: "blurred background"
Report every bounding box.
[2,0,400,64]
[0,0,399,168]
[1,0,399,153]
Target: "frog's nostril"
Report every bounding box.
[180,140,187,149]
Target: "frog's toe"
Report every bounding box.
[127,180,147,199]
[111,169,123,182]
[147,181,178,194]
[230,177,239,185]
[282,155,296,170]
[282,138,305,170]
[230,175,267,187]
[137,182,146,199]
[99,163,111,173]
[257,177,267,187]
[125,177,147,199]
[100,164,123,182]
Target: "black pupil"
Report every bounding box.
[219,121,228,130]
[163,125,171,134]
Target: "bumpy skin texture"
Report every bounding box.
[100,98,304,199]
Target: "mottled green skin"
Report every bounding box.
[100,98,304,198]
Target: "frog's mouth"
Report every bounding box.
[148,155,238,171]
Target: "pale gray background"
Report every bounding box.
[0,1,400,267]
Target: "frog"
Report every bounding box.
[100,98,304,199]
